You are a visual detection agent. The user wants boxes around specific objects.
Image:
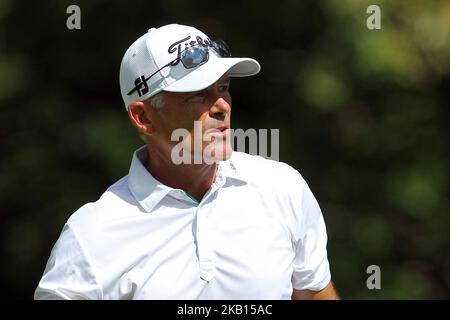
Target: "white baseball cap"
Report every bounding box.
[119,24,261,109]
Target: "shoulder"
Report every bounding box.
[229,152,320,241]
[230,151,306,189]
[66,174,134,236]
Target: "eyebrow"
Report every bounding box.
[182,77,230,99]
[218,76,230,83]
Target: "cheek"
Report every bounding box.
[180,111,209,132]
[159,111,192,131]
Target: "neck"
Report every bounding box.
[144,144,218,202]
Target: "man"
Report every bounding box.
[35,24,338,300]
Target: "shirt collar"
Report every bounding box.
[128,146,172,213]
[128,146,248,213]
[218,153,247,184]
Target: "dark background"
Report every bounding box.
[1,0,449,299]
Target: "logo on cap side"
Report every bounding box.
[134,75,149,97]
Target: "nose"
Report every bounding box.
[210,96,231,115]
[209,91,231,120]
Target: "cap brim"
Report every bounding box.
[163,57,260,93]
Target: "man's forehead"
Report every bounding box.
[193,76,230,93]
[169,76,230,96]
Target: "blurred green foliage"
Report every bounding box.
[0,0,449,299]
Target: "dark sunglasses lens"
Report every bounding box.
[182,46,209,69]
[213,40,231,57]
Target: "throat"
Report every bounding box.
[146,152,218,202]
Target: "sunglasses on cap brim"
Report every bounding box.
[127,40,231,97]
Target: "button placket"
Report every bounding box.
[195,184,220,282]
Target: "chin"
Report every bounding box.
[202,142,233,164]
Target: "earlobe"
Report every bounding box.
[128,102,154,136]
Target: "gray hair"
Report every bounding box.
[146,92,165,111]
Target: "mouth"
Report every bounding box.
[207,125,230,137]
[216,125,229,132]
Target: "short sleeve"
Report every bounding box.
[291,183,331,291]
[34,224,102,300]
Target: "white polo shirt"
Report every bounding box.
[35,146,331,300]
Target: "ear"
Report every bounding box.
[127,101,155,136]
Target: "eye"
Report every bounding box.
[186,90,207,103]
[219,82,230,92]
